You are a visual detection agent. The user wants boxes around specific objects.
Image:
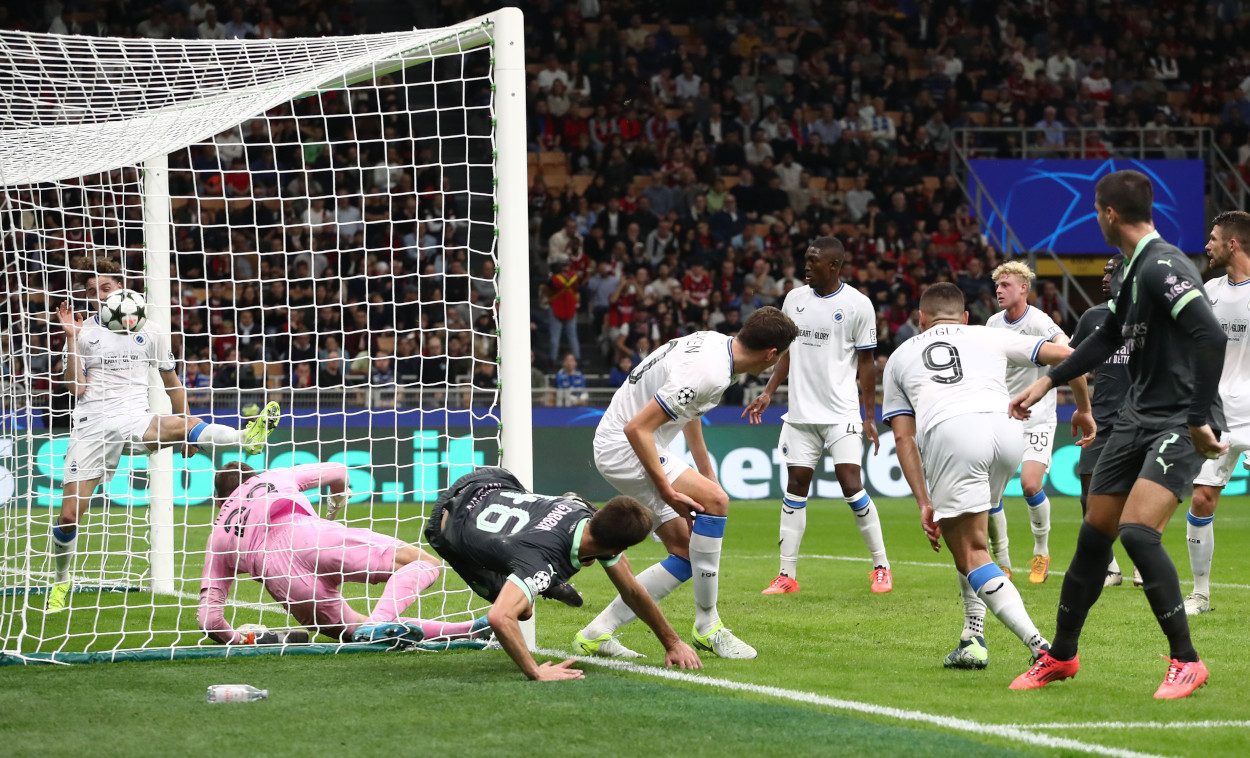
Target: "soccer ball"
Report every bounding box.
[99,289,147,333]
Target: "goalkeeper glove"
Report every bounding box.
[325,490,352,520]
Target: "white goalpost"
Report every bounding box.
[0,8,533,662]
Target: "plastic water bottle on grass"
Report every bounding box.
[206,684,268,703]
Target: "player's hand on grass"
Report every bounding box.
[1071,409,1097,448]
[742,392,771,424]
[664,641,702,670]
[1189,424,1229,460]
[57,300,82,339]
[533,659,585,681]
[919,503,941,552]
[864,421,880,455]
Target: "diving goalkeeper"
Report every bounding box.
[198,461,487,645]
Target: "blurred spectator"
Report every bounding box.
[547,260,581,364]
[555,353,588,407]
[608,355,634,388]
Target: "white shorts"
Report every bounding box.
[779,421,864,469]
[921,414,1025,522]
[593,434,691,529]
[1021,420,1056,470]
[63,410,154,484]
[1194,424,1250,488]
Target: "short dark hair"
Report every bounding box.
[918,282,967,318]
[1094,170,1153,225]
[587,496,653,552]
[1212,210,1250,248]
[214,461,258,502]
[736,306,798,352]
[72,255,123,289]
[810,235,845,261]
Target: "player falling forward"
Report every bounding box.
[48,258,279,613]
[1010,170,1227,699]
[882,283,1092,673]
[1070,254,1131,587]
[986,262,1092,584]
[575,307,798,660]
[199,462,488,645]
[1184,211,1250,615]
[744,237,892,595]
[425,467,702,680]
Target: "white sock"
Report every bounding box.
[778,494,807,578]
[1025,490,1051,555]
[190,422,247,448]
[1108,555,1121,574]
[51,526,76,583]
[846,490,889,569]
[970,562,1046,655]
[1187,509,1215,596]
[690,515,727,636]
[958,572,986,641]
[988,501,1012,568]
[580,556,688,638]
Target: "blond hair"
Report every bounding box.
[991,261,1035,285]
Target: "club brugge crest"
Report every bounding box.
[659,455,668,466]
[781,444,788,456]
[133,334,146,345]
[832,309,845,324]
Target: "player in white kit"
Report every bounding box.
[986,262,1092,584]
[574,307,797,660]
[46,257,280,613]
[743,237,893,595]
[883,283,1094,673]
[1185,211,1250,615]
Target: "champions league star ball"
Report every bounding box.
[99,289,147,333]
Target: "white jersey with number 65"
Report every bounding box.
[882,324,1049,437]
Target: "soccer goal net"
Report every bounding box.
[0,9,532,663]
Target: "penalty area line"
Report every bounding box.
[727,553,1250,591]
[535,647,1170,758]
[1010,720,1250,730]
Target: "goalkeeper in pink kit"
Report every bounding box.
[198,461,487,645]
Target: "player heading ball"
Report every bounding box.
[46,256,281,614]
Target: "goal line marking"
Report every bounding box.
[535,648,1170,758]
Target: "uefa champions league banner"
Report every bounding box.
[11,408,1245,507]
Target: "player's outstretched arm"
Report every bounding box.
[624,401,703,518]
[487,580,584,681]
[857,349,880,454]
[57,301,87,396]
[1171,288,1231,458]
[1066,370,1097,447]
[605,555,702,670]
[741,350,789,424]
[889,415,940,552]
[160,369,189,416]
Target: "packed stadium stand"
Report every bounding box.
[5,0,1250,409]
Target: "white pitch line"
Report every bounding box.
[1011,720,1250,730]
[724,553,1250,591]
[535,648,1170,758]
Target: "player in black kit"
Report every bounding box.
[1007,170,1228,699]
[425,467,702,680]
[1069,254,1131,586]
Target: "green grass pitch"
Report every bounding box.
[3,497,1249,757]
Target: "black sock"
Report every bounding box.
[1050,521,1115,661]
[1119,522,1198,663]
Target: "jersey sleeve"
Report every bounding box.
[853,298,877,349]
[1070,308,1097,349]
[1144,255,1207,320]
[283,463,350,492]
[505,549,559,605]
[988,328,1049,366]
[1030,309,1064,341]
[197,532,240,644]
[655,358,726,422]
[154,326,176,372]
[880,354,913,421]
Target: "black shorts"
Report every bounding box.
[1089,424,1207,501]
[423,467,526,602]
[1078,428,1114,478]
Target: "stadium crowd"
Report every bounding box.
[4,0,1250,409]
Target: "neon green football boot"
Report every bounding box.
[242,401,281,455]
